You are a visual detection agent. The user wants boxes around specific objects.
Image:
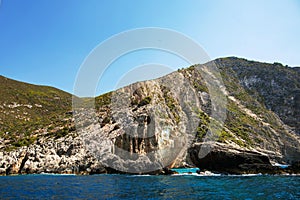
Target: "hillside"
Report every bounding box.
[214,57,300,134]
[0,76,73,150]
[0,57,300,175]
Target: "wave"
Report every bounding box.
[39,173,76,176]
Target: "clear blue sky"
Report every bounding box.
[0,0,299,95]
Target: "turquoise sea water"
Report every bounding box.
[0,174,299,199]
[171,168,200,174]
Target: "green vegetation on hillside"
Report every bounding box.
[216,57,300,134]
[0,76,72,150]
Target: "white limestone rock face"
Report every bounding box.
[77,72,202,173]
[0,132,105,175]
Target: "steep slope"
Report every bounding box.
[0,76,73,150]
[214,57,300,134]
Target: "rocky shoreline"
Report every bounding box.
[1,133,299,176]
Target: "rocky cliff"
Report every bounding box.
[1,57,300,175]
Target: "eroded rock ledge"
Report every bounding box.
[189,142,300,174]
